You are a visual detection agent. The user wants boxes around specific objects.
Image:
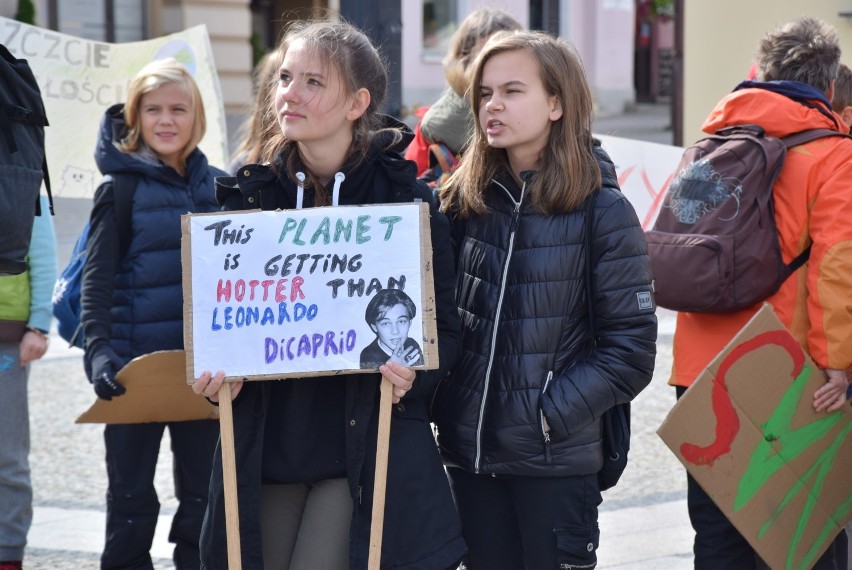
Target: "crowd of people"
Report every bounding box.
[0,8,850,570]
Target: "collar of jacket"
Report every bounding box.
[733,79,840,130]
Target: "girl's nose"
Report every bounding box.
[485,95,501,111]
[280,81,299,103]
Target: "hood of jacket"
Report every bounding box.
[702,80,846,137]
[227,114,419,210]
[94,103,212,187]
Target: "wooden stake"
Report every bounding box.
[368,376,393,569]
[218,382,242,570]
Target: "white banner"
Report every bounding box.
[596,134,684,230]
[0,17,229,198]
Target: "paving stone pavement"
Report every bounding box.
[22,315,688,569]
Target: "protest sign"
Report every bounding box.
[0,17,228,197]
[658,305,851,570]
[76,350,218,424]
[596,134,684,230]
[181,202,438,382]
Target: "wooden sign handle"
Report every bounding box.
[368,376,394,569]
[218,382,242,569]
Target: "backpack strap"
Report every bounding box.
[110,173,140,258]
[777,128,843,274]
[781,128,852,148]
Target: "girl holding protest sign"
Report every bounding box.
[79,58,225,569]
[191,20,465,570]
[431,31,657,569]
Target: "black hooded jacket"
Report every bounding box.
[200,119,465,570]
[432,144,657,477]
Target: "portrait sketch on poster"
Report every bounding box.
[181,202,438,382]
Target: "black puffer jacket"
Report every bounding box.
[200,120,466,570]
[432,145,657,477]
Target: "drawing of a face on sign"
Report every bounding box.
[360,288,424,369]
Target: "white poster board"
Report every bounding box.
[0,17,229,197]
[181,203,437,382]
[595,134,685,230]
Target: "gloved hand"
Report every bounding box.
[85,340,126,400]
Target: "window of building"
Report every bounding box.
[48,0,146,42]
[423,0,456,60]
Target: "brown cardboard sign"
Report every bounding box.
[76,350,219,424]
[657,305,851,569]
[180,203,438,384]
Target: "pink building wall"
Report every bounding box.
[401,0,635,119]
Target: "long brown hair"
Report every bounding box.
[440,31,601,218]
[260,20,401,205]
[231,51,280,165]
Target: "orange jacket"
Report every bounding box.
[670,87,852,387]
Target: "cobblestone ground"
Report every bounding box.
[26,345,179,569]
[22,312,683,568]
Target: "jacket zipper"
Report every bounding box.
[540,370,554,463]
[474,179,525,473]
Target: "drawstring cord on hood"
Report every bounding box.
[295,171,305,209]
[332,172,345,207]
[294,170,346,208]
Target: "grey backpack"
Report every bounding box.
[0,43,52,276]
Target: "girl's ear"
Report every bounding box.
[841,105,852,129]
[548,95,563,122]
[347,87,371,121]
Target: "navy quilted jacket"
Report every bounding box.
[81,103,225,362]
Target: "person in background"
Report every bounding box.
[228,52,280,172]
[0,195,56,570]
[667,17,851,569]
[831,63,852,128]
[191,19,465,570]
[80,58,224,570]
[405,8,522,179]
[432,31,657,569]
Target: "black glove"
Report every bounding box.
[85,340,126,400]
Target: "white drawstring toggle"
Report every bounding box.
[295,171,305,210]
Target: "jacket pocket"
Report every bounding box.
[555,524,599,569]
[539,370,554,463]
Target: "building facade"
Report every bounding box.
[11,0,644,148]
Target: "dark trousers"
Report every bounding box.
[447,467,601,570]
[102,420,219,570]
[676,386,849,570]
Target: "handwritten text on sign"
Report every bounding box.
[182,203,432,381]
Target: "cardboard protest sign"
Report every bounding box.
[77,350,219,424]
[0,17,229,197]
[181,203,438,382]
[657,305,851,570]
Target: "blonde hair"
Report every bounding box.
[444,8,522,96]
[119,58,206,164]
[440,31,601,218]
